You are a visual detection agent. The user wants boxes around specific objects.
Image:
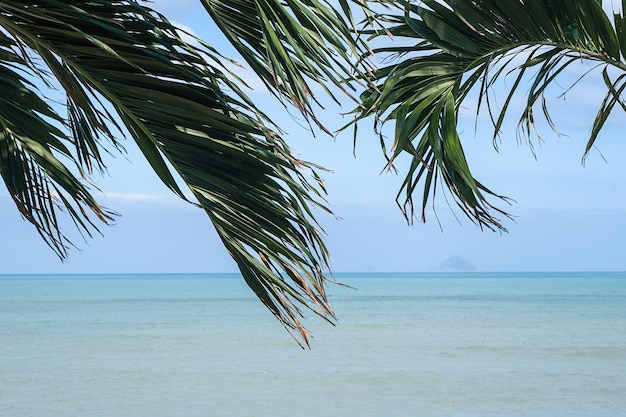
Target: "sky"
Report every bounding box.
[2,0,626,274]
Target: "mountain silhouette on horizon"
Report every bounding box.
[432,255,477,272]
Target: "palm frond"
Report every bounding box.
[0,0,334,345]
[0,29,116,256]
[352,0,626,230]
[199,0,375,132]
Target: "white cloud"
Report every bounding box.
[102,191,201,206]
[102,192,168,202]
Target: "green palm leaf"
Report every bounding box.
[200,0,374,132]
[0,29,117,255]
[0,0,335,345]
[353,0,626,230]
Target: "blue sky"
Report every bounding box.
[2,0,626,273]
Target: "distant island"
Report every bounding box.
[432,255,477,272]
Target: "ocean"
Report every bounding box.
[1,272,625,417]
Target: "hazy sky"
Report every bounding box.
[2,0,626,273]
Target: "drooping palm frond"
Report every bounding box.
[0,0,335,345]
[352,0,626,230]
[0,28,118,255]
[200,0,376,132]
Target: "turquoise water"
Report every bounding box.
[1,272,625,416]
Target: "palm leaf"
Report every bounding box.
[0,0,335,345]
[0,29,116,255]
[199,0,374,132]
[352,0,626,230]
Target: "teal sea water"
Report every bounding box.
[1,272,625,417]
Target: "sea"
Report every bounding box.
[1,272,625,417]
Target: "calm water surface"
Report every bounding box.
[1,272,625,416]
